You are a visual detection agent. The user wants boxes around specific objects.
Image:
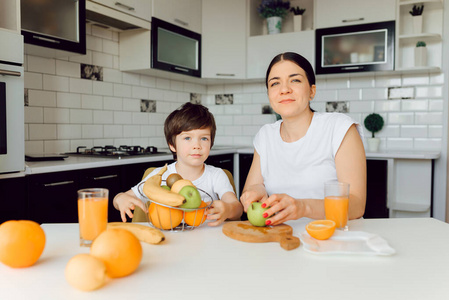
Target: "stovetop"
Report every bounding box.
[65,145,170,159]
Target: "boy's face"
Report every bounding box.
[169,128,212,167]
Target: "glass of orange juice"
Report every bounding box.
[324,181,349,231]
[77,188,108,247]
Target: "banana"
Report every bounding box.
[107,222,165,244]
[142,164,186,207]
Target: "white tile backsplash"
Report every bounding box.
[24,28,445,154]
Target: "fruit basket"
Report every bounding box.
[137,182,213,232]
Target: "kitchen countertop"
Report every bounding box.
[0,147,440,178]
[0,218,447,299]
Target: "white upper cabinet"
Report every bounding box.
[152,0,201,33]
[89,0,152,21]
[202,0,247,79]
[315,0,396,28]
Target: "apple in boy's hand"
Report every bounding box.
[247,202,269,227]
[178,185,202,209]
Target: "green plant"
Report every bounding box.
[290,6,306,15]
[416,41,426,47]
[257,0,291,19]
[364,113,384,138]
[409,4,424,16]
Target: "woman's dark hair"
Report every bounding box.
[265,52,316,88]
[164,102,216,159]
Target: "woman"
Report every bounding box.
[240,52,366,226]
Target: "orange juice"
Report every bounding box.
[324,196,349,229]
[78,197,108,241]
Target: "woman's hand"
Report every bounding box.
[261,194,306,226]
[240,184,269,212]
[113,191,147,223]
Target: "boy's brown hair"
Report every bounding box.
[164,102,216,159]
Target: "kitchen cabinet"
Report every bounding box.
[246,30,315,79]
[0,177,27,223]
[205,154,234,176]
[79,166,123,222]
[152,0,201,33]
[315,0,396,29]
[28,171,80,224]
[89,0,151,21]
[21,0,86,57]
[0,0,20,33]
[201,0,247,79]
[365,160,388,218]
[0,1,23,66]
[395,0,443,72]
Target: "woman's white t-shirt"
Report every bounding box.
[131,162,234,204]
[254,112,363,200]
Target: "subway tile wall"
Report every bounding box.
[24,25,444,154]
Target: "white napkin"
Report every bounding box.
[298,230,396,256]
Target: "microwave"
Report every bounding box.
[151,17,201,78]
[315,21,395,75]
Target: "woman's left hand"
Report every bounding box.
[261,194,305,226]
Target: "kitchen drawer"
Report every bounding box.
[0,177,27,222]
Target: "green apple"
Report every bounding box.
[247,202,269,227]
[178,185,202,209]
[161,185,170,191]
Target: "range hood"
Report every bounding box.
[86,1,150,31]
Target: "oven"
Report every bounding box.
[0,30,24,174]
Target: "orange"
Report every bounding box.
[184,201,208,227]
[306,220,336,240]
[148,202,183,230]
[90,228,142,278]
[0,220,46,268]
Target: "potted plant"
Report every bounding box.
[409,4,424,33]
[415,41,427,67]
[364,113,384,152]
[257,0,291,35]
[290,6,306,32]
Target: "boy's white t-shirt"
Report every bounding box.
[131,162,234,204]
[254,112,363,200]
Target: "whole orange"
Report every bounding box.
[184,201,208,227]
[0,220,46,268]
[90,228,142,278]
[148,203,183,230]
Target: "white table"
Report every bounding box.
[1,218,448,300]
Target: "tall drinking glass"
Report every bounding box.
[324,181,349,231]
[78,188,108,247]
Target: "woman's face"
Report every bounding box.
[267,60,316,119]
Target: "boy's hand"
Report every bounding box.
[205,201,229,226]
[113,192,147,223]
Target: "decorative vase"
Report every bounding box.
[414,46,427,67]
[267,16,282,34]
[412,15,423,34]
[293,15,302,32]
[367,138,381,152]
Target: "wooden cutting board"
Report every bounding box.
[222,221,300,250]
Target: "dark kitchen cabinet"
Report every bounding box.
[206,154,234,175]
[238,153,253,221]
[364,160,389,218]
[79,166,122,222]
[0,177,27,223]
[28,171,79,224]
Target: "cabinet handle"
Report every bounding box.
[216,73,235,77]
[43,180,74,187]
[114,2,135,11]
[174,18,188,27]
[33,35,60,44]
[342,17,364,23]
[93,175,118,180]
[217,159,232,164]
[0,69,21,77]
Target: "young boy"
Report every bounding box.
[113,102,243,226]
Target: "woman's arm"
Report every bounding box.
[334,124,367,219]
[239,151,269,212]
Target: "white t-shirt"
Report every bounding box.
[254,112,363,200]
[131,162,235,204]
